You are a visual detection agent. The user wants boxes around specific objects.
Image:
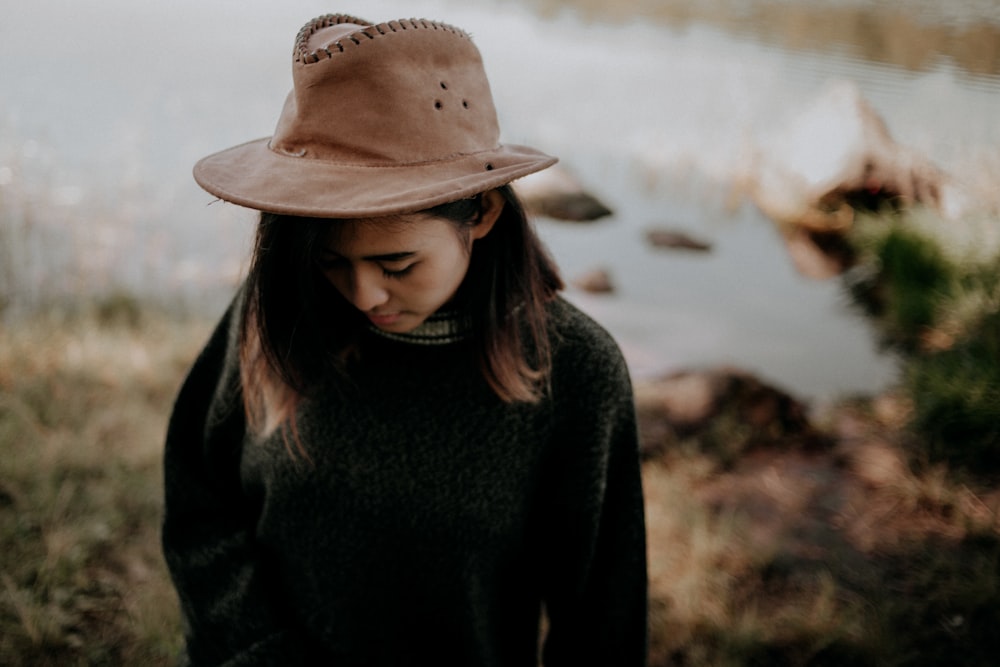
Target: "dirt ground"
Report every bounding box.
[637,371,1000,665]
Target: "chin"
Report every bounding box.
[371,313,423,332]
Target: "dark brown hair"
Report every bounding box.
[238,185,563,443]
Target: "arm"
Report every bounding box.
[161,293,315,665]
[539,313,649,666]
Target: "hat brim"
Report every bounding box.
[193,138,557,218]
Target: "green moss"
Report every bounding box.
[905,308,1000,474]
[847,221,956,351]
[881,229,952,332]
[845,210,1000,475]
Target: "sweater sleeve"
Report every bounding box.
[539,307,649,666]
[160,293,317,665]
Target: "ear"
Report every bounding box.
[469,190,505,241]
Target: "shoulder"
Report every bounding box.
[546,296,624,359]
[544,296,631,392]
[541,298,638,456]
[172,284,247,422]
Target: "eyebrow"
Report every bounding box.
[323,250,417,262]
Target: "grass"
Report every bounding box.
[3,203,1000,663]
[906,318,1000,471]
[846,208,1000,477]
[641,398,1000,666]
[0,301,208,666]
[2,298,998,666]
[642,453,872,667]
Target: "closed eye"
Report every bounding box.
[381,263,415,279]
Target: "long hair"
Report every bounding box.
[238,185,563,444]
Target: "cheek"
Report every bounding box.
[408,257,470,303]
[438,252,473,291]
[403,273,451,302]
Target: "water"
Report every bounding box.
[2,0,998,401]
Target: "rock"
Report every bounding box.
[748,79,965,234]
[513,165,613,221]
[635,371,717,430]
[839,438,910,489]
[635,367,823,463]
[645,228,712,252]
[572,267,614,294]
[781,227,856,280]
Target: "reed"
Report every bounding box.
[0,301,207,665]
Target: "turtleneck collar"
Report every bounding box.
[367,310,472,345]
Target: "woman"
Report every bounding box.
[162,13,647,666]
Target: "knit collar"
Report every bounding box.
[368,310,471,345]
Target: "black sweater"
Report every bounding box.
[161,291,648,666]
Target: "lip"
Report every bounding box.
[367,312,402,327]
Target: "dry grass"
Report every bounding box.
[640,387,1000,666]
[2,302,999,666]
[0,305,209,666]
[643,456,756,661]
[643,450,875,666]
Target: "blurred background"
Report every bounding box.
[3,1,1000,664]
[3,0,997,401]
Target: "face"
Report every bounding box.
[319,192,503,333]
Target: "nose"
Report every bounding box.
[346,267,390,312]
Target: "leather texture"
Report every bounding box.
[193,14,557,217]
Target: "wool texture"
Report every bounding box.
[161,289,648,666]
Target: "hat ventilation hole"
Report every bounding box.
[440,82,448,90]
[485,163,494,171]
[434,101,443,110]
[462,100,469,109]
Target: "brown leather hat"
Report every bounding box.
[193,14,557,218]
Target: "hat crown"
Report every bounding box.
[192,13,556,218]
[269,15,501,165]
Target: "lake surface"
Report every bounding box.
[2,0,998,401]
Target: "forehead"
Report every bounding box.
[323,214,458,255]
